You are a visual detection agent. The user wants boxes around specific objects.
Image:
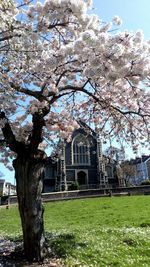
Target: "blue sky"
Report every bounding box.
[0,0,150,184]
[93,0,150,40]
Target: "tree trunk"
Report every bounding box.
[13,153,48,262]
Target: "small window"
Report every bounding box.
[45,167,56,179]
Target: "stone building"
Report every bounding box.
[43,122,121,192]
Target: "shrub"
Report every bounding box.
[140,179,150,185]
[68,181,79,191]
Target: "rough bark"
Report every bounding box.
[13,152,48,262]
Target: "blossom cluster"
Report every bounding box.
[0,0,150,168]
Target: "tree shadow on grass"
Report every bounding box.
[0,236,25,267]
[0,235,60,267]
[139,222,150,228]
[0,233,87,266]
[46,232,87,259]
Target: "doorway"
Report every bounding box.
[77,170,88,185]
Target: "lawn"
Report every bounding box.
[1,195,150,266]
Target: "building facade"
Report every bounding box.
[0,179,16,196]
[123,156,150,185]
[44,123,122,192]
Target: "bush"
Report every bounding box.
[140,179,150,185]
[125,181,134,187]
[68,181,79,191]
[1,195,9,205]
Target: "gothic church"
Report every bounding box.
[43,122,121,192]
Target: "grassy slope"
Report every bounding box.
[1,196,150,266]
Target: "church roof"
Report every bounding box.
[77,120,96,137]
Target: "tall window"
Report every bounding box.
[73,134,90,165]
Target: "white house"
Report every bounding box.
[0,179,16,196]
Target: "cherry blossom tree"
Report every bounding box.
[0,0,150,261]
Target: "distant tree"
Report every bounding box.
[0,0,150,262]
[121,161,137,185]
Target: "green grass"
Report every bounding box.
[1,196,150,266]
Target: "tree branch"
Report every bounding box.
[59,84,150,118]
[0,139,6,145]
[29,107,50,152]
[10,82,46,101]
[0,33,21,43]
[0,111,24,153]
[10,82,55,102]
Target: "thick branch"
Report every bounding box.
[10,82,46,101]
[10,82,56,101]
[59,84,150,117]
[0,33,21,43]
[29,114,44,151]
[0,111,24,153]
[29,107,50,152]
[0,139,5,145]
[48,22,68,30]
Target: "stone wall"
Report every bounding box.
[4,185,150,205]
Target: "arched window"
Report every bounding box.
[72,134,90,165]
